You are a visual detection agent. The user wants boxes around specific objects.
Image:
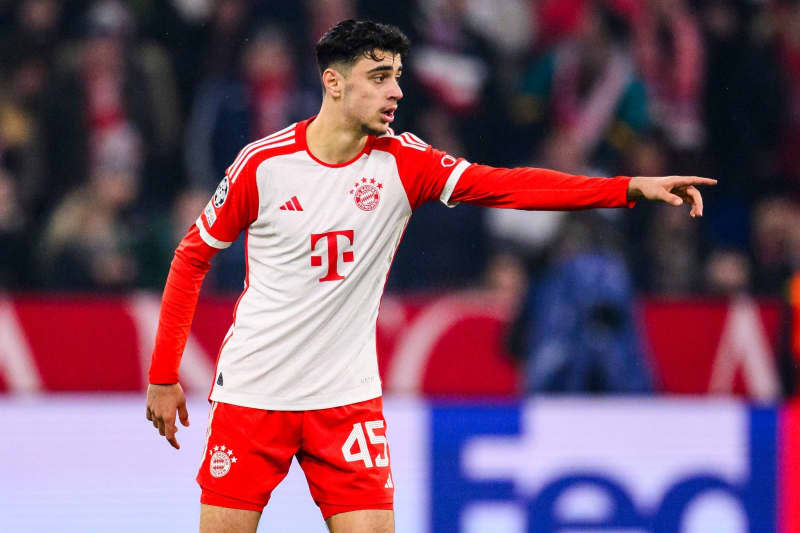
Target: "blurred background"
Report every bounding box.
[1,0,800,531]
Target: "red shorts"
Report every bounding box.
[196,397,394,519]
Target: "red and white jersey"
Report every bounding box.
[196,118,471,410]
[149,116,633,411]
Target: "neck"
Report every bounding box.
[305,100,369,164]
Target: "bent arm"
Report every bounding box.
[148,224,218,384]
[448,163,635,210]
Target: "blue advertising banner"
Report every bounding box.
[431,400,777,533]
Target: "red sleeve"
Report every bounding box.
[390,132,469,210]
[195,155,260,249]
[149,147,261,384]
[389,132,632,211]
[148,224,218,384]
[448,163,636,210]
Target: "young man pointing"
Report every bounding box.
[146,19,715,533]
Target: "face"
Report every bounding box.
[329,50,404,136]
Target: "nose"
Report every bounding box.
[390,79,403,101]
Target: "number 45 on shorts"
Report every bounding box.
[341,420,389,468]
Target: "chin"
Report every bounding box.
[361,121,389,137]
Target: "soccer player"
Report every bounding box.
[145,19,715,533]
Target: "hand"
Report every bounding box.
[146,383,190,449]
[627,176,717,217]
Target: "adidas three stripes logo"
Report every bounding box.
[279,196,303,211]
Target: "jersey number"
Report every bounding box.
[341,420,389,468]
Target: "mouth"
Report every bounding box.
[380,107,396,124]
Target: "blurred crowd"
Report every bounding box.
[1,0,799,302]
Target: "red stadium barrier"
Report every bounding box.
[0,292,786,396]
[781,399,800,533]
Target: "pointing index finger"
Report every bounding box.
[670,176,717,187]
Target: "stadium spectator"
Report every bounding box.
[169,0,251,111]
[0,0,63,69]
[0,169,31,288]
[520,213,654,393]
[620,129,704,294]
[704,247,752,295]
[700,0,784,249]
[184,25,317,191]
[410,0,494,116]
[38,0,181,214]
[0,1,68,221]
[460,0,534,58]
[645,202,701,295]
[306,0,356,42]
[38,128,141,290]
[0,55,46,218]
[751,197,800,294]
[632,0,705,150]
[512,1,650,175]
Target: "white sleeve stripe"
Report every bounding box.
[404,132,427,146]
[229,126,294,170]
[397,136,427,152]
[228,133,295,181]
[229,139,297,184]
[439,160,471,208]
[399,132,428,149]
[195,218,232,249]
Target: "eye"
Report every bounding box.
[374,75,386,83]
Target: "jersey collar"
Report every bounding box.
[298,116,375,168]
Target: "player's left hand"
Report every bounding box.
[627,176,717,217]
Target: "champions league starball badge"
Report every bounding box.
[350,177,383,211]
[213,177,229,208]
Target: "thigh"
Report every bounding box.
[325,509,394,533]
[200,504,261,533]
[197,401,302,510]
[298,397,394,520]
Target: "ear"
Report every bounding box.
[321,68,344,99]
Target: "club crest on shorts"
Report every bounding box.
[350,178,383,211]
[213,177,229,208]
[209,444,237,478]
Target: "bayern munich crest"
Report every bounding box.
[350,177,383,211]
[209,444,237,478]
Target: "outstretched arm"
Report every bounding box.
[446,164,635,210]
[445,162,716,215]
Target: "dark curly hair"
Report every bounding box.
[315,19,410,75]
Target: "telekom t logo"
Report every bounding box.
[310,230,355,282]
